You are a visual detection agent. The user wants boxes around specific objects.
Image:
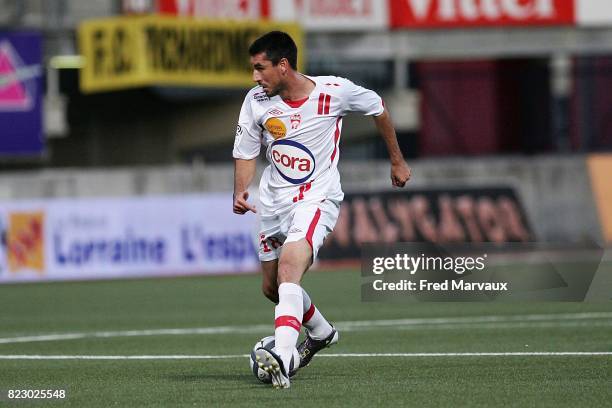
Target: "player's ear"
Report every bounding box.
[279,58,289,75]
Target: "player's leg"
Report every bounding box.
[301,289,333,339]
[258,216,284,303]
[291,200,340,367]
[271,200,340,383]
[268,243,334,346]
[255,217,295,387]
[267,239,310,388]
[298,288,337,368]
[261,259,279,303]
[271,235,332,338]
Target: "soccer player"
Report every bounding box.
[233,31,411,388]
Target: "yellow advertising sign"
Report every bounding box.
[78,16,303,93]
[587,154,612,243]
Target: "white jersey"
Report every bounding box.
[233,75,384,216]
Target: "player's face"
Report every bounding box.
[250,52,284,97]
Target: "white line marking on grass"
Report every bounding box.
[0,354,248,360]
[1,312,611,345]
[321,352,612,357]
[0,352,611,360]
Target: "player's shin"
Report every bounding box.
[274,282,303,370]
[301,288,334,340]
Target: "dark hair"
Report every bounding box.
[248,31,298,70]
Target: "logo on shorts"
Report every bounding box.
[265,117,287,140]
[271,139,315,184]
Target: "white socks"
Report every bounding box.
[274,283,334,370]
[274,282,303,370]
[301,288,334,340]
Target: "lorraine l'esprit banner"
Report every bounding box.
[0,31,44,156]
[78,16,303,93]
[0,194,259,283]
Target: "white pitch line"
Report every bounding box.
[0,352,611,360]
[321,352,612,357]
[0,354,247,360]
[1,312,611,345]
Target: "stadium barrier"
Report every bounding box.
[319,187,533,261]
[0,194,259,283]
[0,155,606,282]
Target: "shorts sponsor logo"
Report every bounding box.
[265,117,287,140]
[271,139,315,184]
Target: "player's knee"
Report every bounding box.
[277,241,312,283]
[277,258,304,284]
[262,283,279,303]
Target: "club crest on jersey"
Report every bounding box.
[290,114,301,129]
[265,117,287,140]
[271,139,315,184]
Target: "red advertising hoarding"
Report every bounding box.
[390,0,575,28]
[157,0,270,20]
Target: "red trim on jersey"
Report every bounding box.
[317,93,325,114]
[330,117,341,163]
[324,94,331,114]
[283,96,308,108]
[305,208,322,250]
[275,315,301,332]
[303,304,316,324]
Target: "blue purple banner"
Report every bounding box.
[0,31,43,156]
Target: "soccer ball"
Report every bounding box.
[249,335,300,383]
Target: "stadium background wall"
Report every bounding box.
[0,156,602,245]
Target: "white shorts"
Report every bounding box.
[258,199,340,262]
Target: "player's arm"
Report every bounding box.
[373,108,411,187]
[339,77,411,187]
[233,158,257,214]
[232,93,261,214]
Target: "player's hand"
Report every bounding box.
[391,161,411,187]
[233,191,257,214]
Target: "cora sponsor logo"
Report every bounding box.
[271,139,315,184]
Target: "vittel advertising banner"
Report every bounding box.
[389,0,575,28]
[0,194,259,283]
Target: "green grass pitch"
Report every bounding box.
[0,265,611,407]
